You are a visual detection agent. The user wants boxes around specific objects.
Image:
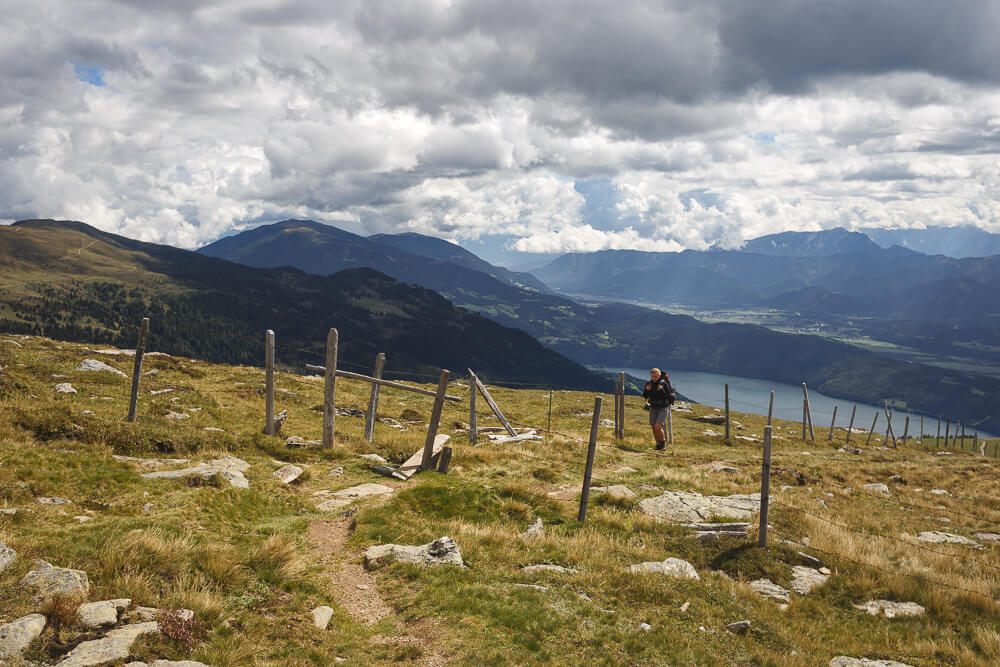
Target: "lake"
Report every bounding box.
[603,367,998,441]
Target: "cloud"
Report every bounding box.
[0,0,998,257]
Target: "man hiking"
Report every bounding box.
[643,367,674,450]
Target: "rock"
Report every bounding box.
[55,382,78,393]
[638,622,652,631]
[863,483,889,494]
[315,498,352,511]
[22,561,90,599]
[360,453,388,464]
[285,435,309,447]
[600,485,636,500]
[273,464,304,484]
[164,411,190,421]
[888,474,905,484]
[974,532,1000,543]
[710,465,741,473]
[514,583,548,592]
[55,621,159,667]
[73,515,93,523]
[311,605,334,629]
[203,427,225,433]
[916,531,981,547]
[364,536,463,569]
[141,456,250,489]
[332,483,394,499]
[797,552,823,568]
[327,467,344,477]
[679,601,690,612]
[694,415,726,424]
[38,496,73,504]
[627,558,699,580]
[599,419,615,427]
[838,446,863,455]
[520,518,544,540]
[143,503,154,514]
[749,578,790,604]
[149,388,174,395]
[521,564,578,574]
[929,489,951,496]
[639,490,760,523]
[829,658,913,667]
[854,600,926,618]
[76,359,127,377]
[614,466,638,473]
[113,455,190,468]
[78,598,131,628]
[790,566,829,595]
[335,406,364,417]
[725,620,750,634]
[0,614,46,661]
[0,541,17,573]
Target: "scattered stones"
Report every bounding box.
[335,406,364,418]
[127,607,191,623]
[364,536,464,569]
[55,382,78,393]
[514,583,549,592]
[55,621,159,667]
[974,532,1000,543]
[272,409,288,433]
[679,601,690,612]
[627,558,699,580]
[312,605,334,630]
[22,561,90,599]
[141,456,250,489]
[76,359,127,377]
[327,467,344,477]
[0,614,46,662]
[830,657,913,667]
[749,579,790,604]
[38,496,73,504]
[273,464,304,484]
[888,474,905,484]
[360,453,388,464]
[838,446,863,455]
[710,465,741,474]
[683,523,750,541]
[0,541,16,573]
[164,411,190,421]
[916,531,981,547]
[599,419,615,427]
[702,429,721,437]
[149,388,174,395]
[790,566,829,595]
[639,490,760,523]
[78,598,131,628]
[520,518,544,540]
[725,620,751,635]
[863,483,889,494]
[521,564,578,574]
[694,414,726,424]
[854,600,926,618]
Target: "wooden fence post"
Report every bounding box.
[944,419,950,448]
[961,422,966,448]
[767,391,774,426]
[667,405,673,444]
[759,424,772,549]
[883,401,897,448]
[437,446,453,474]
[322,328,338,449]
[802,399,807,440]
[724,383,730,440]
[470,371,517,436]
[618,372,625,439]
[902,416,909,447]
[547,383,553,435]
[920,415,924,444]
[827,406,838,442]
[126,317,150,423]
[469,371,478,445]
[613,375,622,439]
[974,433,980,455]
[953,422,961,450]
[421,369,451,471]
[866,412,879,446]
[264,329,275,436]
[578,396,603,523]
[802,383,815,441]
[364,353,386,443]
[846,405,857,443]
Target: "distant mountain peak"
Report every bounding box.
[739,228,883,257]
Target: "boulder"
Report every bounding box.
[164,411,190,421]
[327,467,344,477]
[76,359,127,377]
[854,600,926,618]
[38,496,73,504]
[55,383,78,393]
[790,566,829,595]
[627,558,699,580]
[639,490,760,523]
[830,658,913,667]
[55,621,159,667]
[929,489,951,496]
[916,531,981,547]
[725,620,750,634]
[311,605,334,630]
[602,485,636,500]
[0,540,16,574]
[141,456,250,489]
[520,518,544,540]
[694,415,726,424]
[22,561,90,599]
[0,614,46,661]
[749,578,790,604]
[273,464,304,484]
[364,536,463,569]
[862,483,889,495]
[974,532,1000,543]
[77,598,131,628]
[359,454,388,464]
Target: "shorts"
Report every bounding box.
[649,406,668,426]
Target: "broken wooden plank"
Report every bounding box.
[393,434,451,480]
[469,369,517,436]
[486,430,541,444]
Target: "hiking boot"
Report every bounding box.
[655,441,666,451]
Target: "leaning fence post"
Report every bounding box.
[759,424,772,549]
[264,329,276,436]
[322,328,338,449]
[666,405,673,444]
[724,383,730,440]
[827,406,838,441]
[846,405,857,443]
[364,352,386,443]
[883,401,897,448]
[126,317,150,423]
[421,370,451,471]
[902,416,909,447]
[802,383,815,441]
[866,412,879,445]
[469,370,478,445]
[578,396,603,523]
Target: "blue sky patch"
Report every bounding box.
[750,132,776,144]
[73,63,106,87]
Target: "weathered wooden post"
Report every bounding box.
[953,422,961,450]
[437,446,453,474]
[767,391,774,426]
[547,383,553,436]
[827,406,838,441]
[974,432,981,455]
[364,352,386,443]
[613,375,622,439]
[846,405,857,443]
[802,399,807,441]
[421,369,451,471]
[469,372,478,445]
[666,404,673,444]
[902,416,910,447]
[883,401,897,448]
[724,383,730,440]
[264,329,276,436]
[578,396,603,523]
[322,328,338,449]
[802,383,815,441]
[618,372,625,439]
[937,417,942,445]
[961,422,966,448]
[920,415,924,444]
[759,424,772,549]
[126,317,150,423]
[866,413,879,446]
[944,419,951,448]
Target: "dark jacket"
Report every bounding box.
[643,376,674,409]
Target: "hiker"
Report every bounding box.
[643,367,675,450]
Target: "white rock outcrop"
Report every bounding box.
[627,558,699,580]
[364,536,463,569]
[639,490,760,522]
[76,359,128,377]
[0,614,46,662]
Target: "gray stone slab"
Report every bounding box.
[639,490,761,522]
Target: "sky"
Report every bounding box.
[2,0,999,266]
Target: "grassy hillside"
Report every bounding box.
[0,220,605,390]
[2,334,999,665]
